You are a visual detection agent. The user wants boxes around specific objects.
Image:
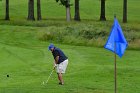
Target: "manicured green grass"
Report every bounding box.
[0,25,140,93]
[0,38,140,93]
[0,0,140,22]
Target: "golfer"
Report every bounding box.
[48,44,68,85]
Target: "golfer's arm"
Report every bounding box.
[55,56,59,64]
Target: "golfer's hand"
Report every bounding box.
[53,63,57,69]
[53,62,57,66]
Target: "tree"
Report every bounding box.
[56,0,71,22]
[123,0,127,23]
[37,0,42,20]
[5,0,10,20]
[74,0,80,21]
[100,0,106,21]
[27,0,35,20]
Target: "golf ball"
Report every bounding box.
[7,75,9,77]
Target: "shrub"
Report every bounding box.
[36,23,140,50]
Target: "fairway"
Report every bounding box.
[0,37,140,93]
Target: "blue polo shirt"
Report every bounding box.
[52,47,68,64]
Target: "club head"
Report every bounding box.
[42,81,45,85]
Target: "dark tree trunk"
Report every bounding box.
[100,0,106,21]
[27,0,35,20]
[74,0,80,21]
[37,0,42,20]
[5,0,10,20]
[123,0,127,23]
[66,0,71,22]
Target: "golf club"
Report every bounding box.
[42,66,55,85]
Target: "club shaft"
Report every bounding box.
[45,69,54,84]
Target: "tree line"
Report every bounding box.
[3,0,128,23]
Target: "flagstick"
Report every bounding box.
[114,42,117,93]
[114,14,117,93]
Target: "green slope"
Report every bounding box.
[0,26,140,93]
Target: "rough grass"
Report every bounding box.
[0,21,140,50]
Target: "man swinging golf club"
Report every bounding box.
[48,44,68,85]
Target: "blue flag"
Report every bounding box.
[104,18,128,58]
